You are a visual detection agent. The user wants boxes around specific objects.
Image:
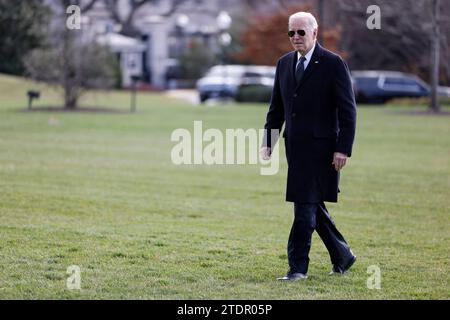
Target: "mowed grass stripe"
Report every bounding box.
[0,74,449,299]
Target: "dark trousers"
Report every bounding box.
[288,202,353,274]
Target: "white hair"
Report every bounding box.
[288,12,318,30]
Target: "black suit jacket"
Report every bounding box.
[264,43,357,203]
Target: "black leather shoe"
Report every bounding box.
[277,272,308,281]
[329,255,356,275]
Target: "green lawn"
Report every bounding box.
[0,74,449,299]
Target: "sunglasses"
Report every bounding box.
[288,29,306,37]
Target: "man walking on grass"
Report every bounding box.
[261,12,357,280]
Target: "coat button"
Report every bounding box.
[293,94,298,98]
[292,113,296,117]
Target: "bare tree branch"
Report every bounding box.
[102,0,187,36]
[80,0,98,12]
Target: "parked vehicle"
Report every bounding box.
[198,68,450,104]
[352,70,450,104]
[196,65,276,103]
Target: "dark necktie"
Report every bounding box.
[295,56,306,83]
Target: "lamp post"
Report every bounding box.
[216,11,232,99]
[217,11,232,31]
[176,14,190,55]
[130,75,141,113]
[216,11,232,64]
[317,0,324,43]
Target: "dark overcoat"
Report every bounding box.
[264,43,357,203]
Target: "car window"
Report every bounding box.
[401,78,428,91]
[402,79,421,86]
[243,72,263,78]
[384,77,405,85]
[207,68,243,77]
[204,66,275,79]
[383,77,422,92]
[264,70,276,78]
[353,77,378,88]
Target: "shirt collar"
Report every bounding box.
[297,41,316,62]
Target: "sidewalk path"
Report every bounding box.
[165,89,199,105]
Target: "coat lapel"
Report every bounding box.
[294,43,324,92]
[289,51,297,89]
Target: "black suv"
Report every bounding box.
[352,71,450,104]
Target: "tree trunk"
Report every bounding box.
[430,0,440,112]
[317,0,324,43]
[64,86,78,109]
[62,27,78,109]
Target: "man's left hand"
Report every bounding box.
[332,152,348,171]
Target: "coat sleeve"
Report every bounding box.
[263,59,285,148]
[333,57,357,157]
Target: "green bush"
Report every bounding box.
[0,0,50,75]
[235,85,273,103]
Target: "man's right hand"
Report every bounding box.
[260,147,272,160]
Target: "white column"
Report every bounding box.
[145,19,169,89]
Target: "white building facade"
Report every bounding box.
[46,0,242,89]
